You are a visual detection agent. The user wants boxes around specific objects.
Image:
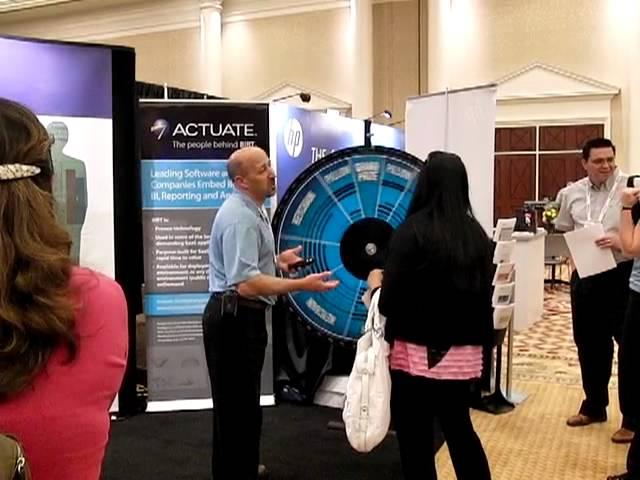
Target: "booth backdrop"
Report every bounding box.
[139,101,404,409]
[0,35,140,414]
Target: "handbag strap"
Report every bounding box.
[366,290,384,338]
[363,290,376,331]
[0,434,29,480]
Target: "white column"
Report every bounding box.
[200,0,223,97]
[628,3,640,174]
[419,0,429,94]
[351,0,374,119]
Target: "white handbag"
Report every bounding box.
[342,289,391,453]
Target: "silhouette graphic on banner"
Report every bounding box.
[47,121,88,264]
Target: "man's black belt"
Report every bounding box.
[237,296,269,310]
[214,291,269,311]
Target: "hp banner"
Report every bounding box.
[270,104,364,198]
[271,104,405,198]
[139,101,272,408]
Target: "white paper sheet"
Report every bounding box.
[564,224,616,278]
[493,304,514,330]
[493,218,516,242]
[492,282,515,307]
[493,240,515,264]
[492,262,515,285]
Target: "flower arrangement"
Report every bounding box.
[542,201,560,232]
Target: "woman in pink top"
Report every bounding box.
[368,151,493,480]
[0,98,128,480]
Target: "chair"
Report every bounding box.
[544,233,571,287]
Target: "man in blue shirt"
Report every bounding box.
[202,146,339,480]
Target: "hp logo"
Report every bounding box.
[283,118,303,158]
[150,119,169,140]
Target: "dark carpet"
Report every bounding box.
[103,403,443,479]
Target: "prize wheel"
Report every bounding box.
[272,146,422,343]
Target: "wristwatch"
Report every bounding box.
[623,206,633,210]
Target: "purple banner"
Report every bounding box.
[0,36,112,118]
[271,104,364,198]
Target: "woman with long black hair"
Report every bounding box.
[368,151,493,480]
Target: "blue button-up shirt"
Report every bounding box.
[208,191,276,305]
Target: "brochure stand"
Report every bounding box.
[476,218,517,415]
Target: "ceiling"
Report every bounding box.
[0,0,79,13]
[0,0,406,25]
[0,0,145,22]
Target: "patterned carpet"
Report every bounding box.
[511,284,617,387]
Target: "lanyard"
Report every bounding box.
[258,206,270,225]
[585,172,622,224]
[258,206,279,269]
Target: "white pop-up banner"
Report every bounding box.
[405,84,497,233]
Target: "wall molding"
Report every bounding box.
[223,0,409,24]
[495,63,617,148]
[0,0,201,41]
[496,62,620,101]
[0,0,410,41]
[254,80,352,112]
[0,0,75,14]
[224,1,348,24]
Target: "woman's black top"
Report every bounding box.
[378,215,494,349]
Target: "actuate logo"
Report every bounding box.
[283,118,303,158]
[150,119,169,140]
[172,123,257,137]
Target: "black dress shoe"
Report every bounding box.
[258,464,270,479]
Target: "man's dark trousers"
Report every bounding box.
[202,294,268,480]
[570,260,632,425]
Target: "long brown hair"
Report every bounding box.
[0,98,77,398]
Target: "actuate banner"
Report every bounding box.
[139,101,272,407]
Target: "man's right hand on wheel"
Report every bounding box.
[302,271,340,292]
